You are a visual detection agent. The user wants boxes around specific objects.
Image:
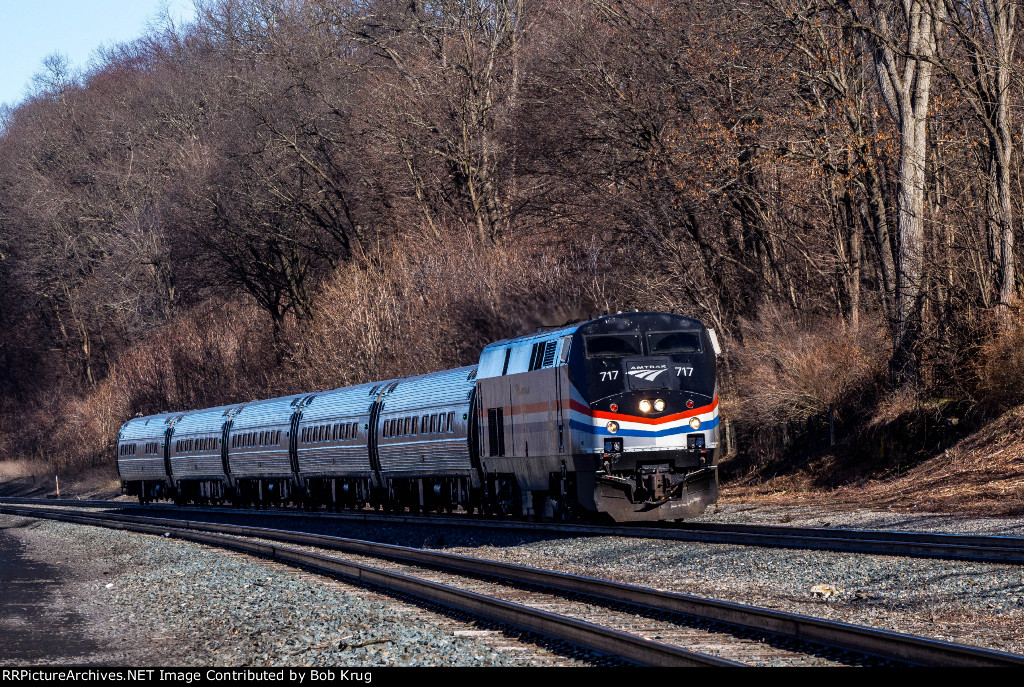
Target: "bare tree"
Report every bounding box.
[329,0,528,242]
[833,0,947,381]
[937,0,1018,311]
[772,0,899,325]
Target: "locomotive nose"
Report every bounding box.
[623,357,672,390]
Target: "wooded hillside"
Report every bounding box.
[1,0,1023,479]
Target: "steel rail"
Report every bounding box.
[4,503,1024,667]
[0,504,737,668]
[4,495,1024,566]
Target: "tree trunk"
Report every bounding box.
[893,113,930,380]
[939,0,1017,312]
[844,0,945,383]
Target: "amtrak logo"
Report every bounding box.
[628,367,667,381]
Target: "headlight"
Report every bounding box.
[606,421,619,433]
[653,399,665,412]
[689,417,701,430]
[638,399,652,413]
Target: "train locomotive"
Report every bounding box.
[117,311,721,522]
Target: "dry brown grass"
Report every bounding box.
[29,301,280,471]
[733,306,889,428]
[975,311,1024,410]
[110,301,279,412]
[0,459,48,480]
[865,385,921,428]
[288,228,597,390]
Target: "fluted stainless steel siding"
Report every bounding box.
[118,457,169,481]
[377,367,476,475]
[227,394,305,478]
[295,381,384,477]
[117,413,178,481]
[169,404,235,480]
[170,439,224,480]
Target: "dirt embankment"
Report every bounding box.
[722,403,1024,517]
[0,460,124,501]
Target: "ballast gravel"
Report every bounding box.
[4,500,1024,665]
[134,503,1024,658]
[0,515,582,667]
[698,501,1024,536]
[437,502,1024,657]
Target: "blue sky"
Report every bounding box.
[0,0,197,108]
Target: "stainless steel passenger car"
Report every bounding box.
[227,393,307,505]
[295,381,387,508]
[374,367,479,512]
[168,403,237,503]
[116,411,183,503]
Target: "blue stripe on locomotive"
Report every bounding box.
[569,415,719,438]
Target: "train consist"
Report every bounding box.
[117,311,721,522]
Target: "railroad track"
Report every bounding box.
[4,496,1024,565]
[3,503,1023,667]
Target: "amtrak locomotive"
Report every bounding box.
[117,312,721,522]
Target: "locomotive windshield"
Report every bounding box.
[585,331,703,357]
[647,331,702,354]
[585,335,642,357]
